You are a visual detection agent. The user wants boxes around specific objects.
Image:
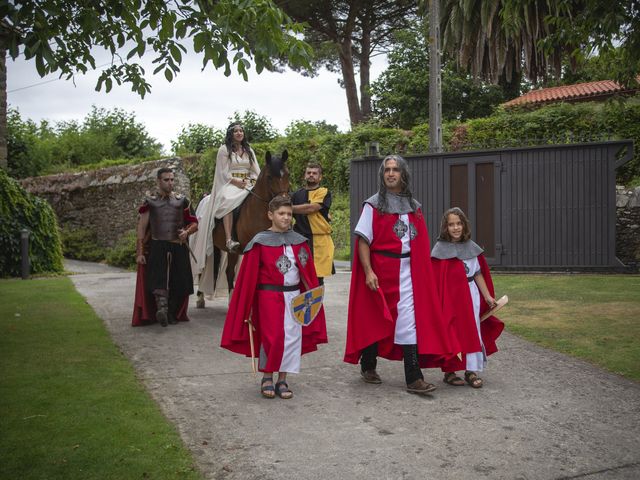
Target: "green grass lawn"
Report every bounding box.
[0,277,203,480]
[493,274,640,381]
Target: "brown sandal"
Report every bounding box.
[443,372,465,386]
[261,377,276,398]
[275,381,293,399]
[464,371,483,388]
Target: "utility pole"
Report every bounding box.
[428,0,442,153]
[0,26,7,170]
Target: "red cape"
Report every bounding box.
[431,254,504,370]
[344,208,457,366]
[220,241,328,361]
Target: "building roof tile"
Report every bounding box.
[503,78,639,108]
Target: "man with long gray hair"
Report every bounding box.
[344,155,455,394]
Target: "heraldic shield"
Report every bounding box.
[290,285,325,326]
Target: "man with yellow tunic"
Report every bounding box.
[291,163,335,284]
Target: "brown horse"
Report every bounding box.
[207,150,290,299]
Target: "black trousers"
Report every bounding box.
[360,342,423,385]
[146,240,194,298]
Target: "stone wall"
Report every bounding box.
[616,185,640,268]
[20,158,190,248]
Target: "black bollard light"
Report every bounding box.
[20,229,30,280]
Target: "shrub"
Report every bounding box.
[0,170,64,277]
[182,151,216,206]
[330,192,351,261]
[7,106,162,178]
[59,226,105,262]
[105,230,138,270]
[171,123,224,155]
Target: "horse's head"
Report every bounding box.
[263,150,290,199]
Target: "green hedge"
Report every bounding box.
[459,99,640,183]
[60,226,105,262]
[0,169,64,277]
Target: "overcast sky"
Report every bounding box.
[7,47,387,153]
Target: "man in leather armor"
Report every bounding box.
[134,168,198,327]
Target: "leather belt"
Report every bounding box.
[467,276,475,282]
[257,284,299,292]
[371,250,410,258]
[151,237,181,243]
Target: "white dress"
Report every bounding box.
[210,145,260,219]
[189,145,260,296]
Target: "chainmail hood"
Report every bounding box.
[431,239,484,260]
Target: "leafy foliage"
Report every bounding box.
[182,151,217,208]
[276,0,419,124]
[81,106,162,158]
[7,106,162,178]
[171,123,224,155]
[284,120,339,139]
[5,109,53,178]
[59,226,105,262]
[441,0,639,88]
[455,99,640,183]
[540,0,640,88]
[0,170,64,277]
[227,110,279,143]
[2,0,313,97]
[370,27,506,128]
[105,230,138,270]
[329,192,351,260]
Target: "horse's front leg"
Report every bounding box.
[226,253,238,301]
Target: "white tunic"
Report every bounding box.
[462,256,486,372]
[257,245,303,373]
[355,203,417,345]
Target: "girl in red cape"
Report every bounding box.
[431,207,504,388]
[220,195,328,399]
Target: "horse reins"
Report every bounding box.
[244,182,288,203]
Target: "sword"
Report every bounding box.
[178,229,198,264]
[244,318,257,376]
[185,241,198,264]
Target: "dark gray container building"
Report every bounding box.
[349,141,634,270]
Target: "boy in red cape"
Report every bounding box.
[132,168,198,327]
[221,195,328,399]
[344,155,456,395]
[431,207,504,388]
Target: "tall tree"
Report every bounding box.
[440,0,639,89]
[371,27,505,129]
[0,0,313,170]
[275,0,418,126]
[540,0,640,87]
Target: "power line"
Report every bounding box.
[7,62,113,94]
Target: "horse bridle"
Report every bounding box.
[245,186,289,203]
[245,173,289,203]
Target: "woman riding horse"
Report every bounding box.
[190,148,290,303]
[212,122,260,252]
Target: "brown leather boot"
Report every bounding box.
[406,378,437,395]
[155,295,169,327]
[361,369,382,384]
